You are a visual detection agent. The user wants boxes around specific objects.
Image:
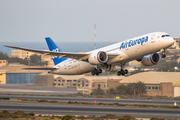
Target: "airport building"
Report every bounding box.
[11,50,36,59]
[120,72,180,97]
[35,74,122,94]
[35,72,180,97]
[0,65,47,84]
[11,49,54,67]
[0,60,8,67]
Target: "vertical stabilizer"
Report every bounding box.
[45,37,67,65]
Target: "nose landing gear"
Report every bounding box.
[161,49,166,58]
[161,54,166,58]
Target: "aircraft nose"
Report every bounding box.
[169,38,174,45]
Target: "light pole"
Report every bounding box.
[28,58,30,84]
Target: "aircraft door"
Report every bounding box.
[151,35,156,43]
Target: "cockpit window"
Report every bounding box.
[161,34,170,38]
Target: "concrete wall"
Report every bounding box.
[34,74,54,86]
[107,80,120,89]
[0,71,6,84]
[145,82,173,97]
[53,77,78,88]
[146,90,161,96]
[174,87,180,97]
[92,80,107,90]
[160,82,173,97]
[77,79,120,95]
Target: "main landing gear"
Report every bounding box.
[117,69,128,76]
[161,49,166,58]
[117,63,128,76]
[161,53,166,58]
[91,68,102,76]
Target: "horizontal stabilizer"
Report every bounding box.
[23,68,58,70]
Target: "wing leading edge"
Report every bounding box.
[4,45,118,61]
[4,45,90,61]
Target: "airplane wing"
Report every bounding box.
[23,67,57,70]
[4,45,118,61]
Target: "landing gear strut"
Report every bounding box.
[117,63,128,76]
[161,54,166,58]
[161,49,166,58]
[91,68,102,76]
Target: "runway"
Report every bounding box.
[0,84,77,95]
[0,95,179,106]
[0,100,180,119]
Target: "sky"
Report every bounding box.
[1,0,180,42]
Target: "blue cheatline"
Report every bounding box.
[45,37,67,65]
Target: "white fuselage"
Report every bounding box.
[52,32,174,75]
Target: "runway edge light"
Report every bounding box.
[116,96,120,99]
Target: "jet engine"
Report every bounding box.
[88,51,108,65]
[141,53,160,66]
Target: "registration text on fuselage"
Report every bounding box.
[120,36,148,50]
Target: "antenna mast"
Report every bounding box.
[94,24,96,50]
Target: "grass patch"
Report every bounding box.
[0,110,177,120]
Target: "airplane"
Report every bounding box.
[4,32,174,76]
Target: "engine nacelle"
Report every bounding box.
[88,51,108,65]
[141,53,160,66]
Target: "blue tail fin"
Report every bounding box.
[45,37,67,65]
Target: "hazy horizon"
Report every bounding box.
[1,1,180,43]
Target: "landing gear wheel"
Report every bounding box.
[95,69,99,76]
[121,70,125,76]
[95,72,99,75]
[91,71,95,76]
[117,69,128,76]
[98,69,102,73]
[161,54,166,58]
[117,71,121,76]
[125,69,128,74]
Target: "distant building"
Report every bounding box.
[41,54,54,67]
[0,60,8,67]
[35,72,180,97]
[35,74,123,95]
[76,77,121,95]
[11,50,36,59]
[11,49,54,67]
[0,65,47,84]
[170,38,180,49]
[120,72,180,97]
[0,70,6,84]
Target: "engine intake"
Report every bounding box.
[141,53,160,66]
[88,51,108,65]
